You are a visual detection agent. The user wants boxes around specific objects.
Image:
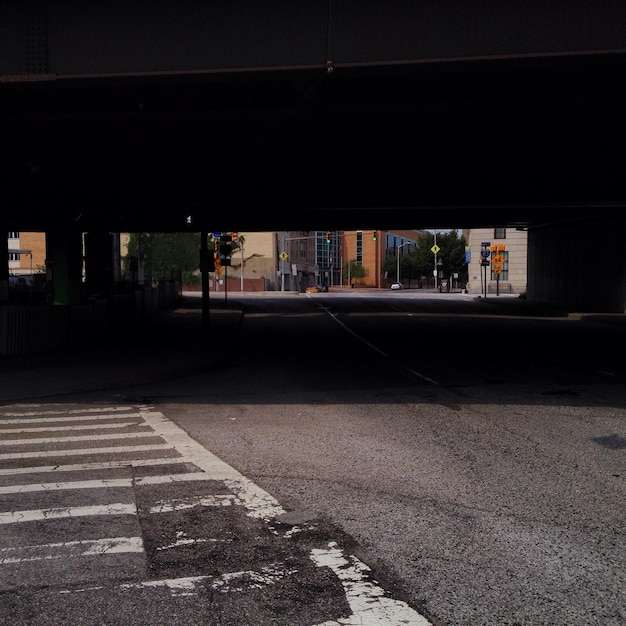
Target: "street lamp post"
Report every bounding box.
[396,241,410,284]
[240,239,244,292]
[281,235,285,292]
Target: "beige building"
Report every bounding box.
[220,231,279,292]
[464,227,527,295]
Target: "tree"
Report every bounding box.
[384,231,467,288]
[124,232,201,285]
[344,259,367,286]
[383,251,417,286]
[415,230,468,287]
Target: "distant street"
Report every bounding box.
[1,291,625,625]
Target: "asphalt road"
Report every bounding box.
[1,290,625,625]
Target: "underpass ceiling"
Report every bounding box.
[2,53,626,233]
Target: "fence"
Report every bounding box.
[0,282,180,356]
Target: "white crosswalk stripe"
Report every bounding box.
[0,402,431,625]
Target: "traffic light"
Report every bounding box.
[326,232,331,243]
[199,249,215,272]
[372,231,377,241]
[231,231,238,242]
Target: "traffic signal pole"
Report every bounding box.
[200,230,210,341]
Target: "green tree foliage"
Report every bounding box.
[343,259,368,285]
[383,230,467,286]
[417,230,467,284]
[125,232,201,284]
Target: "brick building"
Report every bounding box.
[7,231,47,283]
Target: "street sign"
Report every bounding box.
[279,251,288,261]
[480,250,490,258]
[431,244,440,254]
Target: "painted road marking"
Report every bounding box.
[0,404,433,624]
[317,305,441,385]
[311,542,432,625]
[0,412,141,424]
[1,537,144,563]
[0,473,227,495]
[0,457,201,476]
[0,443,173,460]
[0,503,137,524]
[0,421,142,434]
[0,431,159,446]
[0,406,135,417]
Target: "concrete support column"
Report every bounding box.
[46,229,83,305]
[84,231,115,298]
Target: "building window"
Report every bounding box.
[8,253,20,261]
[356,231,363,264]
[494,228,506,239]
[8,232,19,239]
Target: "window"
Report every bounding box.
[8,232,19,239]
[8,253,20,261]
[494,227,506,239]
[356,231,363,264]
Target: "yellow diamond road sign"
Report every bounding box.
[279,251,288,261]
[431,244,440,254]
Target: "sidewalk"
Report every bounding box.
[0,298,243,403]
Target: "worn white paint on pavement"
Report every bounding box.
[0,472,229,495]
[0,404,433,623]
[311,542,432,626]
[0,457,199,476]
[0,430,157,446]
[0,443,173,460]
[118,562,299,597]
[0,537,144,564]
[0,502,137,524]
[140,408,287,520]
